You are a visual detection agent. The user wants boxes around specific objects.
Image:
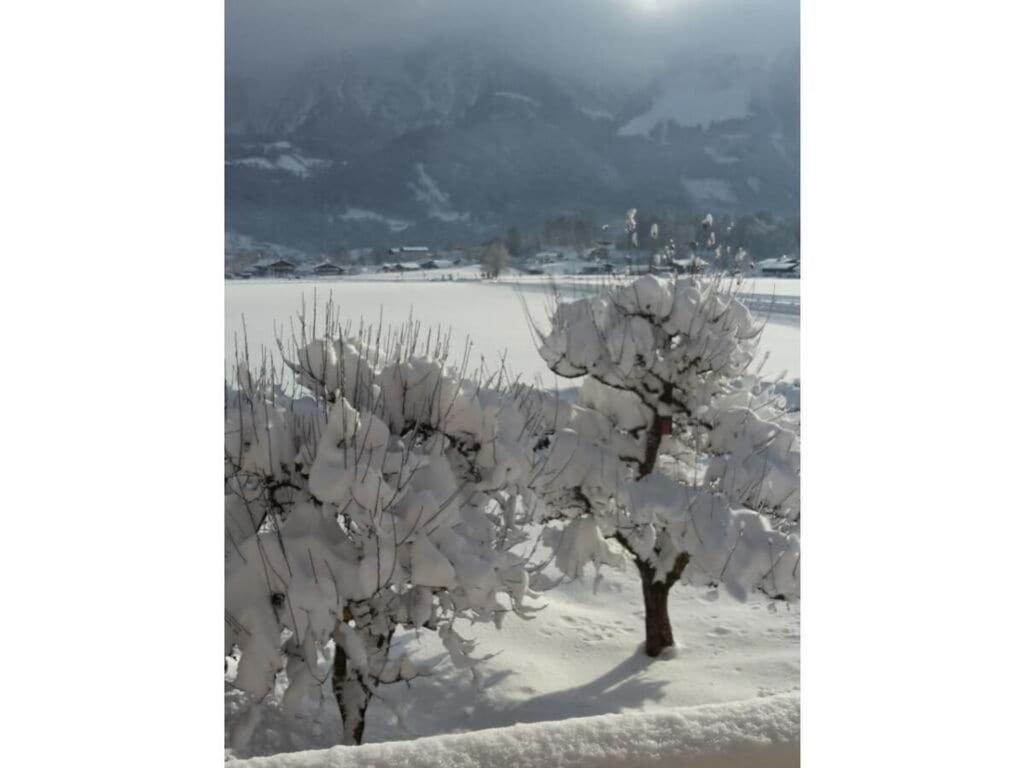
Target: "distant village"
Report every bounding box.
[226,246,466,279]
[226,241,798,281]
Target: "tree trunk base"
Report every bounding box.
[638,562,675,657]
[332,645,371,745]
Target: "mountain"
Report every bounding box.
[225,43,798,253]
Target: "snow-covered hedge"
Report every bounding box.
[225,320,538,745]
[226,693,799,768]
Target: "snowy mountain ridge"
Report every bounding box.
[226,44,798,252]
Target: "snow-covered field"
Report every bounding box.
[224,277,799,384]
[224,276,800,762]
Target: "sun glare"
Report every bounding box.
[627,0,683,15]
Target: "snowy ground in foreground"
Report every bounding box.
[226,561,799,758]
[228,693,799,768]
[224,278,800,760]
[225,278,799,384]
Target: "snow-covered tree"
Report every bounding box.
[225,313,537,745]
[480,241,510,279]
[528,272,800,656]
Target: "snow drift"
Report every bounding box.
[226,693,799,768]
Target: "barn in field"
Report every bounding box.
[389,246,432,259]
[313,261,345,276]
[267,259,297,277]
[669,256,709,274]
[755,255,800,277]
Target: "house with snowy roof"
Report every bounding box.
[533,250,563,263]
[755,255,800,276]
[669,256,710,274]
[389,246,432,257]
[312,261,345,276]
[267,259,298,277]
[382,262,422,272]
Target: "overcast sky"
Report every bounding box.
[226,0,798,88]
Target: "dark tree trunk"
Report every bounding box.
[332,640,347,703]
[628,549,690,657]
[637,560,675,656]
[349,690,370,746]
[634,410,682,657]
[638,414,672,477]
[332,645,371,745]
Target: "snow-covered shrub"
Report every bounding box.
[529,269,801,655]
[225,315,536,746]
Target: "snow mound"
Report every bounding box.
[337,208,413,233]
[227,153,332,178]
[493,91,540,107]
[618,80,751,136]
[408,163,469,223]
[226,693,798,768]
[681,177,738,205]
